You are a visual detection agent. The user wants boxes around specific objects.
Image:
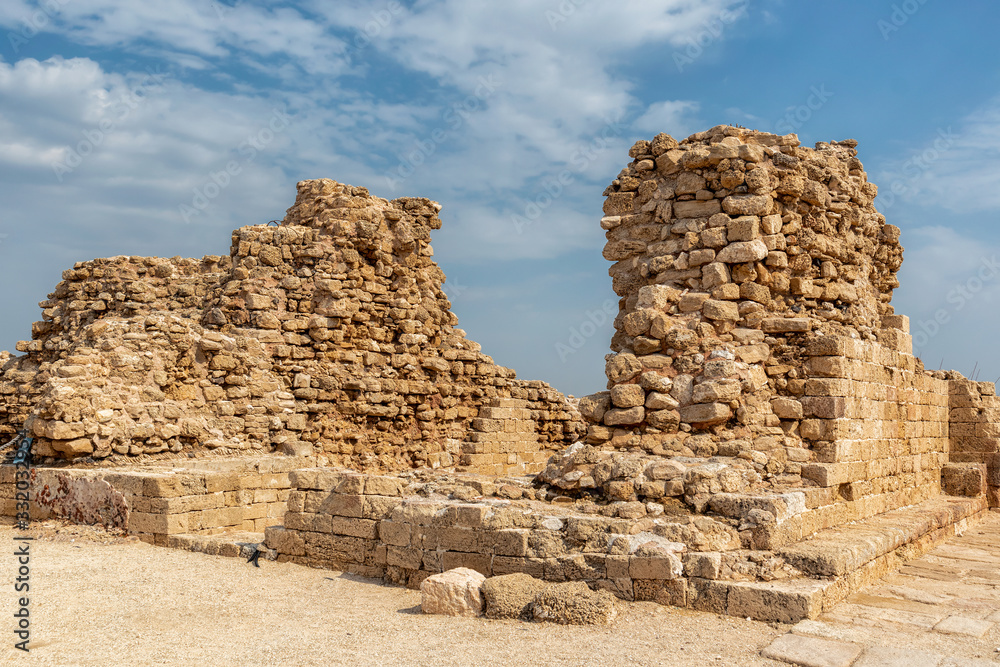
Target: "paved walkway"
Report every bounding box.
[762,510,1000,667]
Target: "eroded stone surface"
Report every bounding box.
[420,567,486,617]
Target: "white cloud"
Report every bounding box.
[892,225,1000,377]
[876,96,1000,213]
[632,100,701,138]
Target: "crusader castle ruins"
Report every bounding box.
[1,125,996,622]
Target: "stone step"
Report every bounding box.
[778,495,986,578]
[684,496,989,623]
[691,576,832,623]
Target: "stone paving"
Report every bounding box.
[762,510,1000,666]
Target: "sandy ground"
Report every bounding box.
[0,522,787,666]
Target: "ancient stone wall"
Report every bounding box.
[264,467,986,622]
[948,378,1000,505]
[547,125,996,531]
[0,456,305,543]
[0,179,584,472]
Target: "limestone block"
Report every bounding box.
[691,379,741,403]
[716,239,768,264]
[941,463,986,497]
[610,384,645,408]
[531,582,617,625]
[727,216,760,241]
[722,194,772,216]
[679,403,730,426]
[604,407,644,426]
[702,299,739,321]
[482,573,547,620]
[762,317,812,333]
[771,398,804,420]
[674,199,721,218]
[420,568,486,617]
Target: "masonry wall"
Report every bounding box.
[265,468,986,622]
[0,457,304,543]
[547,125,995,531]
[0,180,584,472]
[948,379,1000,506]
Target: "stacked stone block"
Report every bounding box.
[0,457,302,543]
[553,125,994,532]
[948,379,1000,506]
[0,179,584,471]
[458,398,549,476]
[265,468,986,622]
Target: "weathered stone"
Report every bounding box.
[482,573,547,620]
[578,392,611,422]
[679,403,730,426]
[716,239,768,264]
[604,407,645,426]
[420,568,486,617]
[531,582,617,625]
[762,634,862,667]
[610,384,645,408]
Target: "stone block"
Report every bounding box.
[941,463,986,497]
[762,317,812,333]
[771,397,804,419]
[420,568,485,617]
[702,299,740,321]
[717,239,768,263]
[604,407,644,426]
[531,582,618,625]
[761,634,862,667]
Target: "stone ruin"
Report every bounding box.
[0,179,583,473]
[2,126,997,623]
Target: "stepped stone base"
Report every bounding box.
[261,469,987,622]
[0,457,988,622]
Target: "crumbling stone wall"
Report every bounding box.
[0,180,584,472]
[545,125,996,526]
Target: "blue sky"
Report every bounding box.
[1,0,1000,396]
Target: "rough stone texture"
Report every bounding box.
[932,615,994,638]
[420,567,486,617]
[761,633,862,667]
[550,125,1000,538]
[481,573,548,620]
[850,646,944,667]
[0,180,584,475]
[531,582,617,625]
[0,456,302,543]
[941,463,986,497]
